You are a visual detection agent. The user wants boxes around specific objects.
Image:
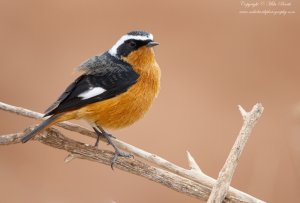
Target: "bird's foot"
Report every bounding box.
[111,149,134,169]
[92,126,133,169]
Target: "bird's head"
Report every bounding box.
[108,31,159,67]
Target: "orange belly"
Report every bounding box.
[61,64,160,129]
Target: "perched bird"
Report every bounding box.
[21,30,161,167]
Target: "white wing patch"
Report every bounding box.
[78,87,106,100]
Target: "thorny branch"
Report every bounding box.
[0,101,265,203]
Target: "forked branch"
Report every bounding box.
[208,104,264,203]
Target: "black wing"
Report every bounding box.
[44,68,139,117]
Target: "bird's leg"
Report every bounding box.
[93,125,133,169]
[92,127,102,147]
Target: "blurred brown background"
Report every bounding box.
[0,0,299,202]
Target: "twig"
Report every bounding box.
[0,132,23,145]
[0,101,265,203]
[0,102,96,138]
[207,103,264,203]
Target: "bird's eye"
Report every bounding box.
[127,40,136,47]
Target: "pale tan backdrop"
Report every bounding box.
[0,0,299,203]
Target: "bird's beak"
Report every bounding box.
[146,41,159,47]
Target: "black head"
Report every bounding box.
[109,31,159,58]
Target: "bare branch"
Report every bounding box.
[0,102,44,119]
[208,103,264,203]
[0,101,265,203]
[1,129,213,201]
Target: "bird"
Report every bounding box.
[21,30,161,168]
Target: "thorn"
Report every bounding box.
[186,151,202,173]
[64,153,77,163]
[238,105,248,120]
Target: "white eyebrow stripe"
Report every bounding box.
[109,34,153,57]
[78,87,106,100]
